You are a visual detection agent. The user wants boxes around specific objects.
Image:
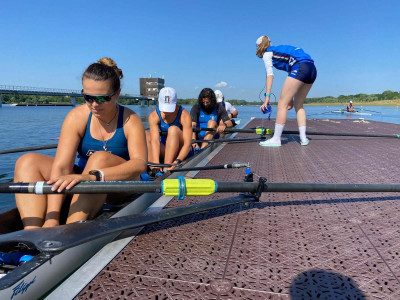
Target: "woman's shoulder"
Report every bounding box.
[65,104,90,121]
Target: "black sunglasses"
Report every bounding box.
[81,89,116,104]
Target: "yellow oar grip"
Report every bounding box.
[255,128,273,135]
[162,178,217,199]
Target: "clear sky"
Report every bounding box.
[1,0,399,102]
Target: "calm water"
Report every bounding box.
[1,104,399,212]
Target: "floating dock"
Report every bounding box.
[50,118,400,299]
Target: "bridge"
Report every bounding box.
[0,85,154,107]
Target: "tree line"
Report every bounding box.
[1,90,399,105]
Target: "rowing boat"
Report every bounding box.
[0,124,240,299]
[331,109,372,116]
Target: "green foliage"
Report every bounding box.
[2,90,400,105]
[306,90,400,104]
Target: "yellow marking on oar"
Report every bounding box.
[255,128,273,135]
[162,179,216,198]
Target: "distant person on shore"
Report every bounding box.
[14,57,147,229]
[146,87,193,173]
[256,35,317,147]
[191,88,233,150]
[214,89,238,128]
[347,100,355,112]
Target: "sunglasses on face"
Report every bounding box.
[81,89,116,104]
[201,100,211,105]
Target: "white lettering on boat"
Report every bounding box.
[11,276,36,299]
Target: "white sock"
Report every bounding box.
[299,126,307,142]
[271,123,285,142]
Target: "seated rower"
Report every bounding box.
[190,88,233,150]
[215,89,238,120]
[347,100,355,112]
[146,87,193,172]
[14,57,147,229]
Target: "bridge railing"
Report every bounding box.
[0,85,81,94]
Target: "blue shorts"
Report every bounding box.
[289,62,317,84]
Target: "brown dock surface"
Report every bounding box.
[76,118,400,299]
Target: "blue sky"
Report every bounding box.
[1,0,399,101]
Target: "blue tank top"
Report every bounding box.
[156,105,183,144]
[197,105,218,138]
[266,45,314,73]
[77,105,129,170]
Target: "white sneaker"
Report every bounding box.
[259,139,281,147]
[300,138,309,146]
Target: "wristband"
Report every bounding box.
[89,170,101,181]
[175,159,182,163]
[264,93,271,97]
[98,169,105,181]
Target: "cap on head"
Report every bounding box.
[350,100,353,103]
[256,36,265,47]
[214,90,223,103]
[158,87,177,112]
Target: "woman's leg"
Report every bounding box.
[294,83,313,143]
[164,126,183,164]
[14,153,54,229]
[66,151,126,223]
[201,120,218,149]
[270,77,305,143]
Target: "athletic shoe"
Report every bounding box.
[300,138,309,146]
[259,139,281,147]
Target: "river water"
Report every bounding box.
[1,103,399,212]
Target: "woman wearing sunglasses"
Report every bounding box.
[14,57,147,229]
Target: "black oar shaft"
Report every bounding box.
[2,180,400,195]
[193,137,264,144]
[0,182,163,194]
[170,163,249,173]
[216,182,400,193]
[0,144,58,155]
[282,130,400,139]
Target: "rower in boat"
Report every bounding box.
[347,100,355,112]
[13,57,147,229]
[214,89,238,128]
[146,87,193,173]
[190,88,233,150]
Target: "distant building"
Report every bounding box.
[139,77,165,99]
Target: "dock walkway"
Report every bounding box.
[73,118,400,299]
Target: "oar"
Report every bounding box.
[170,162,249,173]
[282,130,400,139]
[0,195,255,252]
[2,179,400,195]
[192,136,265,144]
[0,144,58,155]
[190,127,273,135]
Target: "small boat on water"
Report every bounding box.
[0,123,241,299]
[331,109,372,116]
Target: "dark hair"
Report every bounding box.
[82,57,123,93]
[198,88,217,106]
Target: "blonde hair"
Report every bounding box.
[83,57,123,92]
[256,36,271,58]
[97,57,123,79]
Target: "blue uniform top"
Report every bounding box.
[156,105,183,144]
[266,45,314,73]
[77,105,129,170]
[197,105,218,139]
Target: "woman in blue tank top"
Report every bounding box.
[14,58,147,229]
[146,87,193,172]
[256,35,317,147]
[190,88,233,150]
